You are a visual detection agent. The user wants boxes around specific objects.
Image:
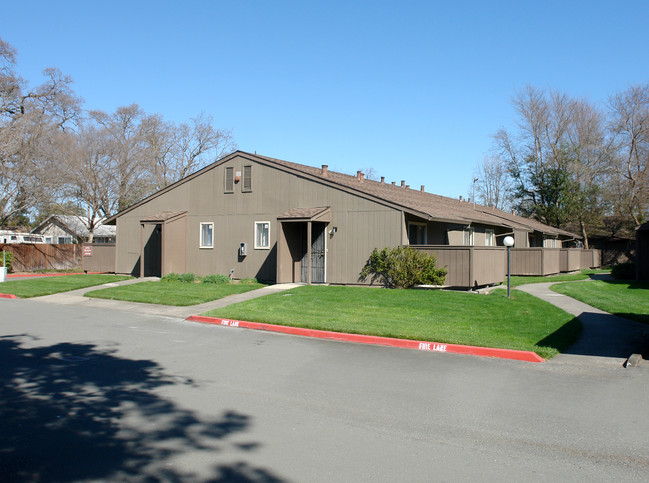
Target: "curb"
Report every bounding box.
[0,293,17,299]
[186,315,545,363]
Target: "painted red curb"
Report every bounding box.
[0,293,17,299]
[186,315,545,363]
[7,272,104,278]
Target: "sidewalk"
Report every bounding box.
[32,278,302,318]
[517,281,649,367]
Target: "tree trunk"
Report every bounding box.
[580,219,589,249]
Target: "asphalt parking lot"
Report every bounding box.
[1,297,648,482]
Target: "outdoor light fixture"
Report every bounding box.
[503,236,514,298]
[329,226,338,236]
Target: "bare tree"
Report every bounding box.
[493,86,608,238]
[0,36,81,227]
[607,84,649,228]
[471,155,512,210]
[88,104,155,212]
[148,113,236,190]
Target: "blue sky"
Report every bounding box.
[2,1,648,199]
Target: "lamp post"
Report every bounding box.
[503,236,514,299]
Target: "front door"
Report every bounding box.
[143,224,162,277]
[300,222,326,283]
[310,223,325,283]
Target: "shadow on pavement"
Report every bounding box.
[0,335,285,482]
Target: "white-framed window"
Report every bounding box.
[408,222,427,245]
[58,236,73,244]
[44,236,53,244]
[463,227,474,246]
[200,222,214,248]
[485,229,495,247]
[254,221,270,249]
[543,237,558,248]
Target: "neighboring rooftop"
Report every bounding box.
[31,215,117,238]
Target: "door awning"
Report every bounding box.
[140,211,187,223]
[277,206,331,222]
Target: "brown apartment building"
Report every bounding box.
[103,151,585,287]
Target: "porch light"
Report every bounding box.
[503,236,514,298]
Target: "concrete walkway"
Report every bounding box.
[34,278,303,318]
[517,281,649,367]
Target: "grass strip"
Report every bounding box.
[203,285,580,359]
[0,274,132,298]
[85,281,265,306]
[510,269,609,287]
[551,280,649,325]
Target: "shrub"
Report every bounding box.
[202,274,231,284]
[161,273,180,282]
[611,262,636,280]
[359,246,447,289]
[178,272,196,283]
[1,251,14,272]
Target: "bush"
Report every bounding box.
[161,273,180,282]
[611,262,636,280]
[178,273,196,283]
[202,274,231,284]
[359,246,447,289]
[239,277,258,284]
[0,251,13,273]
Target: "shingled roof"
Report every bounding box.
[253,153,576,238]
[31,215,116,238]
[104,150,577,238]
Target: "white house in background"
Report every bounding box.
[0,230,45,244]
[31,215,116,244]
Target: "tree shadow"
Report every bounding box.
[0,335,285,482]
[535,317,583,355]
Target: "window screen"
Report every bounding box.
[243,165,252,192]
[485,229,495,246]
[200,223,213,248]
[463,228,474,246]
[224,167,234,192]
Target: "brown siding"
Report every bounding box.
[511,248,561,275]
[114,154,402,283]
[81,244,116,273]
[164,216,187,275]
[580,249,601,269]
[560,248,581,272]
[413,246,506,288]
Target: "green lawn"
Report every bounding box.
[203,285,580,359]
[510,269,609,287]
[0,274,132,298]
[551,280,649,325]
[85,280,266,306]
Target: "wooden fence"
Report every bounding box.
[0,243,82,272]
[411,246,506,288]
[411,245,602,287]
